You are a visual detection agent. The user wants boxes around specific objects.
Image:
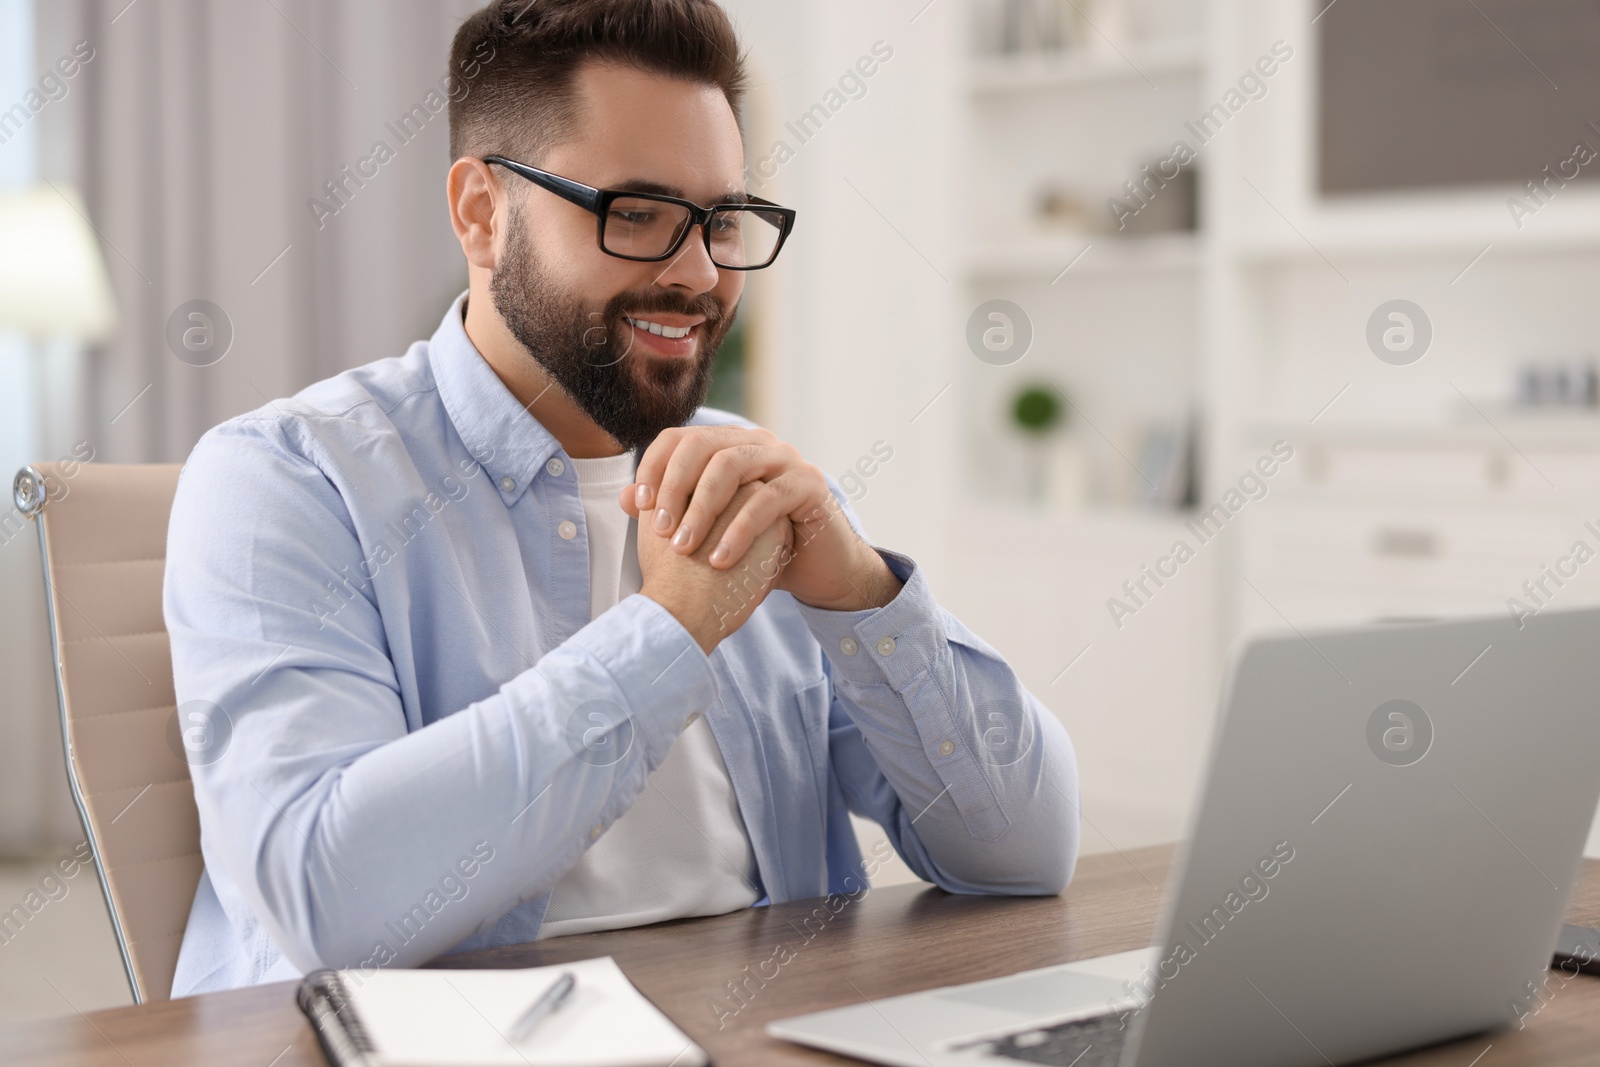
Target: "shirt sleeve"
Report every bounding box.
[164,416,716,974]
[790,479,1082,896]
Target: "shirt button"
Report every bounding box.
[684,712,700,728]
[499,476,515,492]
[938,740,955,757]
[546,457,565,477]
[839,637,859,656]
[558,520,577,540]
[876,637,896,657]
[590,824,603,840]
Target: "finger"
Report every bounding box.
[675,443,794,555]
[646,429,720,538]
[654,427,769,540]
[706,472,814,568]
[789,481,849,548]
[634,425,735,505]
[632,426,691,519]
[617,484,641,518]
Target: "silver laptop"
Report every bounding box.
[769,606,1600,1066]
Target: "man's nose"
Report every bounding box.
[651,222,722,293]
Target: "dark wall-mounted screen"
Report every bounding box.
[1319,0,1600,193]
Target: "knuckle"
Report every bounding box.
[661,473,688,502]
[742,482,773,510]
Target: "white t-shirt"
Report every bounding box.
[538,450,760,938]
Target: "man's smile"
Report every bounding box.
[624,313,704,356]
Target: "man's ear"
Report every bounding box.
[447,157,501,271]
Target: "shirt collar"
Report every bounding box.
[428,289,567,507]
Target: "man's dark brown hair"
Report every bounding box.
[447,0,748,166]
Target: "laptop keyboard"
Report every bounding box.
[957,1012,1129,1066]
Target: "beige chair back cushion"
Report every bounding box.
[31,461,198,1003]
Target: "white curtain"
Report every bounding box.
[1,0,481,854]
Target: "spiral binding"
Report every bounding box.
[297,969,379,1067]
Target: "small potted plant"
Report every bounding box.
[1010,382,1068,504]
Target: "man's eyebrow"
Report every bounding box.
[608,178,753,206]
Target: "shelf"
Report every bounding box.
[1237,233,1600,268]
[969,37,1204,96]
[967,231,1200,281]
[1232,187,1600,265]
[1248,415,1600,452]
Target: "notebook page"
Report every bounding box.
[342,956,706,1067]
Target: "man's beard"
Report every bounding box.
[489,202,735,453]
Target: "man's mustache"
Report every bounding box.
[606,289,725,327]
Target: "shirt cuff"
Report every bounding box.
[564,592,718,763]
[791,547,937,689]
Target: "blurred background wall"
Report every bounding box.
[4,0,1600,953]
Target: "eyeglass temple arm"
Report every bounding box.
[482,156,601,213]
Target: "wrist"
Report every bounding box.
[641,585,720,656]
[797,544,903,612]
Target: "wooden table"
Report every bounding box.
[8,844,1600,1065]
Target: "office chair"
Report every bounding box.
[12,462,199,1004]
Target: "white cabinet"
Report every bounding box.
[1237,429,1600,630]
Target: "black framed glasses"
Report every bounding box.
[483,155,796,270]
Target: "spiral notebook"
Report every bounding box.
[295,955,707,1067]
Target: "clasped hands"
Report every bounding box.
[621,426,903,654]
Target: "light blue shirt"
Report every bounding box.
[164,290,1081,996]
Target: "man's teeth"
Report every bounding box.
[625,316,692,340]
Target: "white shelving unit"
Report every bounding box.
[960,13,1208,507]
[953,0,1216,854]
[952,0,1600,857]
[1205,0,1600,631]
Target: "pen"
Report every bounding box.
[509,970,577,1042]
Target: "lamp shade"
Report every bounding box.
[0,183,117,343]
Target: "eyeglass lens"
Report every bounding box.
[602,197,784,267]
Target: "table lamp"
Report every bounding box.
[0,183,118,475]
[0,183,117,343]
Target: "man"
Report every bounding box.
[165,0,1080,997]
